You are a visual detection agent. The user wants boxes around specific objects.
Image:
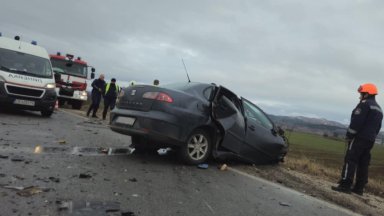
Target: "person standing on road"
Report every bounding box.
[87,74,106,118]
[102,78,120,120]
[332,83,383,195]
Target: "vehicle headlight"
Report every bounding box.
[81,91,88,96]
[45,83,56,89]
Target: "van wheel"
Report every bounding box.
[41,110,53,117]
[180,129,212,165]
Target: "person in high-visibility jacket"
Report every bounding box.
[332,83,383,195]
[102,78,121,120]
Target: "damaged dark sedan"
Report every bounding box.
[110,82,288,165]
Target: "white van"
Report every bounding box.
[0,34,57,117]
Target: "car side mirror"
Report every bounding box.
[90,72,95,79]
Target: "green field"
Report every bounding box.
[287,131,384,180]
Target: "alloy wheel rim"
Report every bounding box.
[187,134,208,161]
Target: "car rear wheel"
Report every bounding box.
[180,129,211,165]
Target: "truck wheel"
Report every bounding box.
[72,101,83,110]
[180,129,212,165]
[41,110,53,117]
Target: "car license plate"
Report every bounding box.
[116,116,135,125]
[14,99,35,106]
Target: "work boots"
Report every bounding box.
[331,184,351,194]
[351,187,364,196]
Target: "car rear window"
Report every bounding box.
[163,82,213,100]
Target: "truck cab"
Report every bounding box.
[0,34,57,117]
[50,53,95,109]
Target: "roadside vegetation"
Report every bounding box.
[284,131,384,197]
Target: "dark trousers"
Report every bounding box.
[340,137,374,189]
[87,93,102,116]
[102,97,116,119]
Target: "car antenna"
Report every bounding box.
[181,58,191,83]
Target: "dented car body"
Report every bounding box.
[110,82,288,165]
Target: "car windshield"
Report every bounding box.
[51,58,88,78]
[0,48,53,78]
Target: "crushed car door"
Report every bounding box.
[212,86,246,154]
[241,98,286,164]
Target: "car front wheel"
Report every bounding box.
[180,129,212,165]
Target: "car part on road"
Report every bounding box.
[197,163,209,169]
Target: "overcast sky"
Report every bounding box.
[1,0,384,123]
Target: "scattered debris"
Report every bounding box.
[279,202,291,207]
[79,173,92,179]
[0,173,6,178]
[219,164,228,171]
[132,194,139,197]
[13,175,25,180]
[121,211,136,216]
[129,178,138,182]
[197,164,209,169]
[10,156,25,162]
[49,177,60,183]
[57,200,124,214]
[3,185,48,197]
[157,148,172,155]
[0,154,9,159]
[17,186,44,197]
[58,140,66,145]
[3,185,24,190]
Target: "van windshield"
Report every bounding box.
[51,58,88,78]
[0,48,53,78]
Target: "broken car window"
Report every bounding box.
[243,99,273,130]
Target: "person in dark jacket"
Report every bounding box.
[102,78,120,120]
[87,74,106,118]
[332,83,383,195]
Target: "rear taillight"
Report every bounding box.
[143,92,173,103]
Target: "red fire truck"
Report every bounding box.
[50,52,95,109]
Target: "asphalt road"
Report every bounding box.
[0,109,358,216]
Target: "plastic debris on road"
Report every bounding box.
[79,173,92,179]
[279,202,291,207]
[197,164,209,169]
[219,164,228,171]
[157,148,172,155]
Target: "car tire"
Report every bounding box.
[41,110,53,117]
[180,129,212,165]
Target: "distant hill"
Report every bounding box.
[268,114,347,138]
[269,114,384,144]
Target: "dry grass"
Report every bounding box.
[283,154,384,197]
